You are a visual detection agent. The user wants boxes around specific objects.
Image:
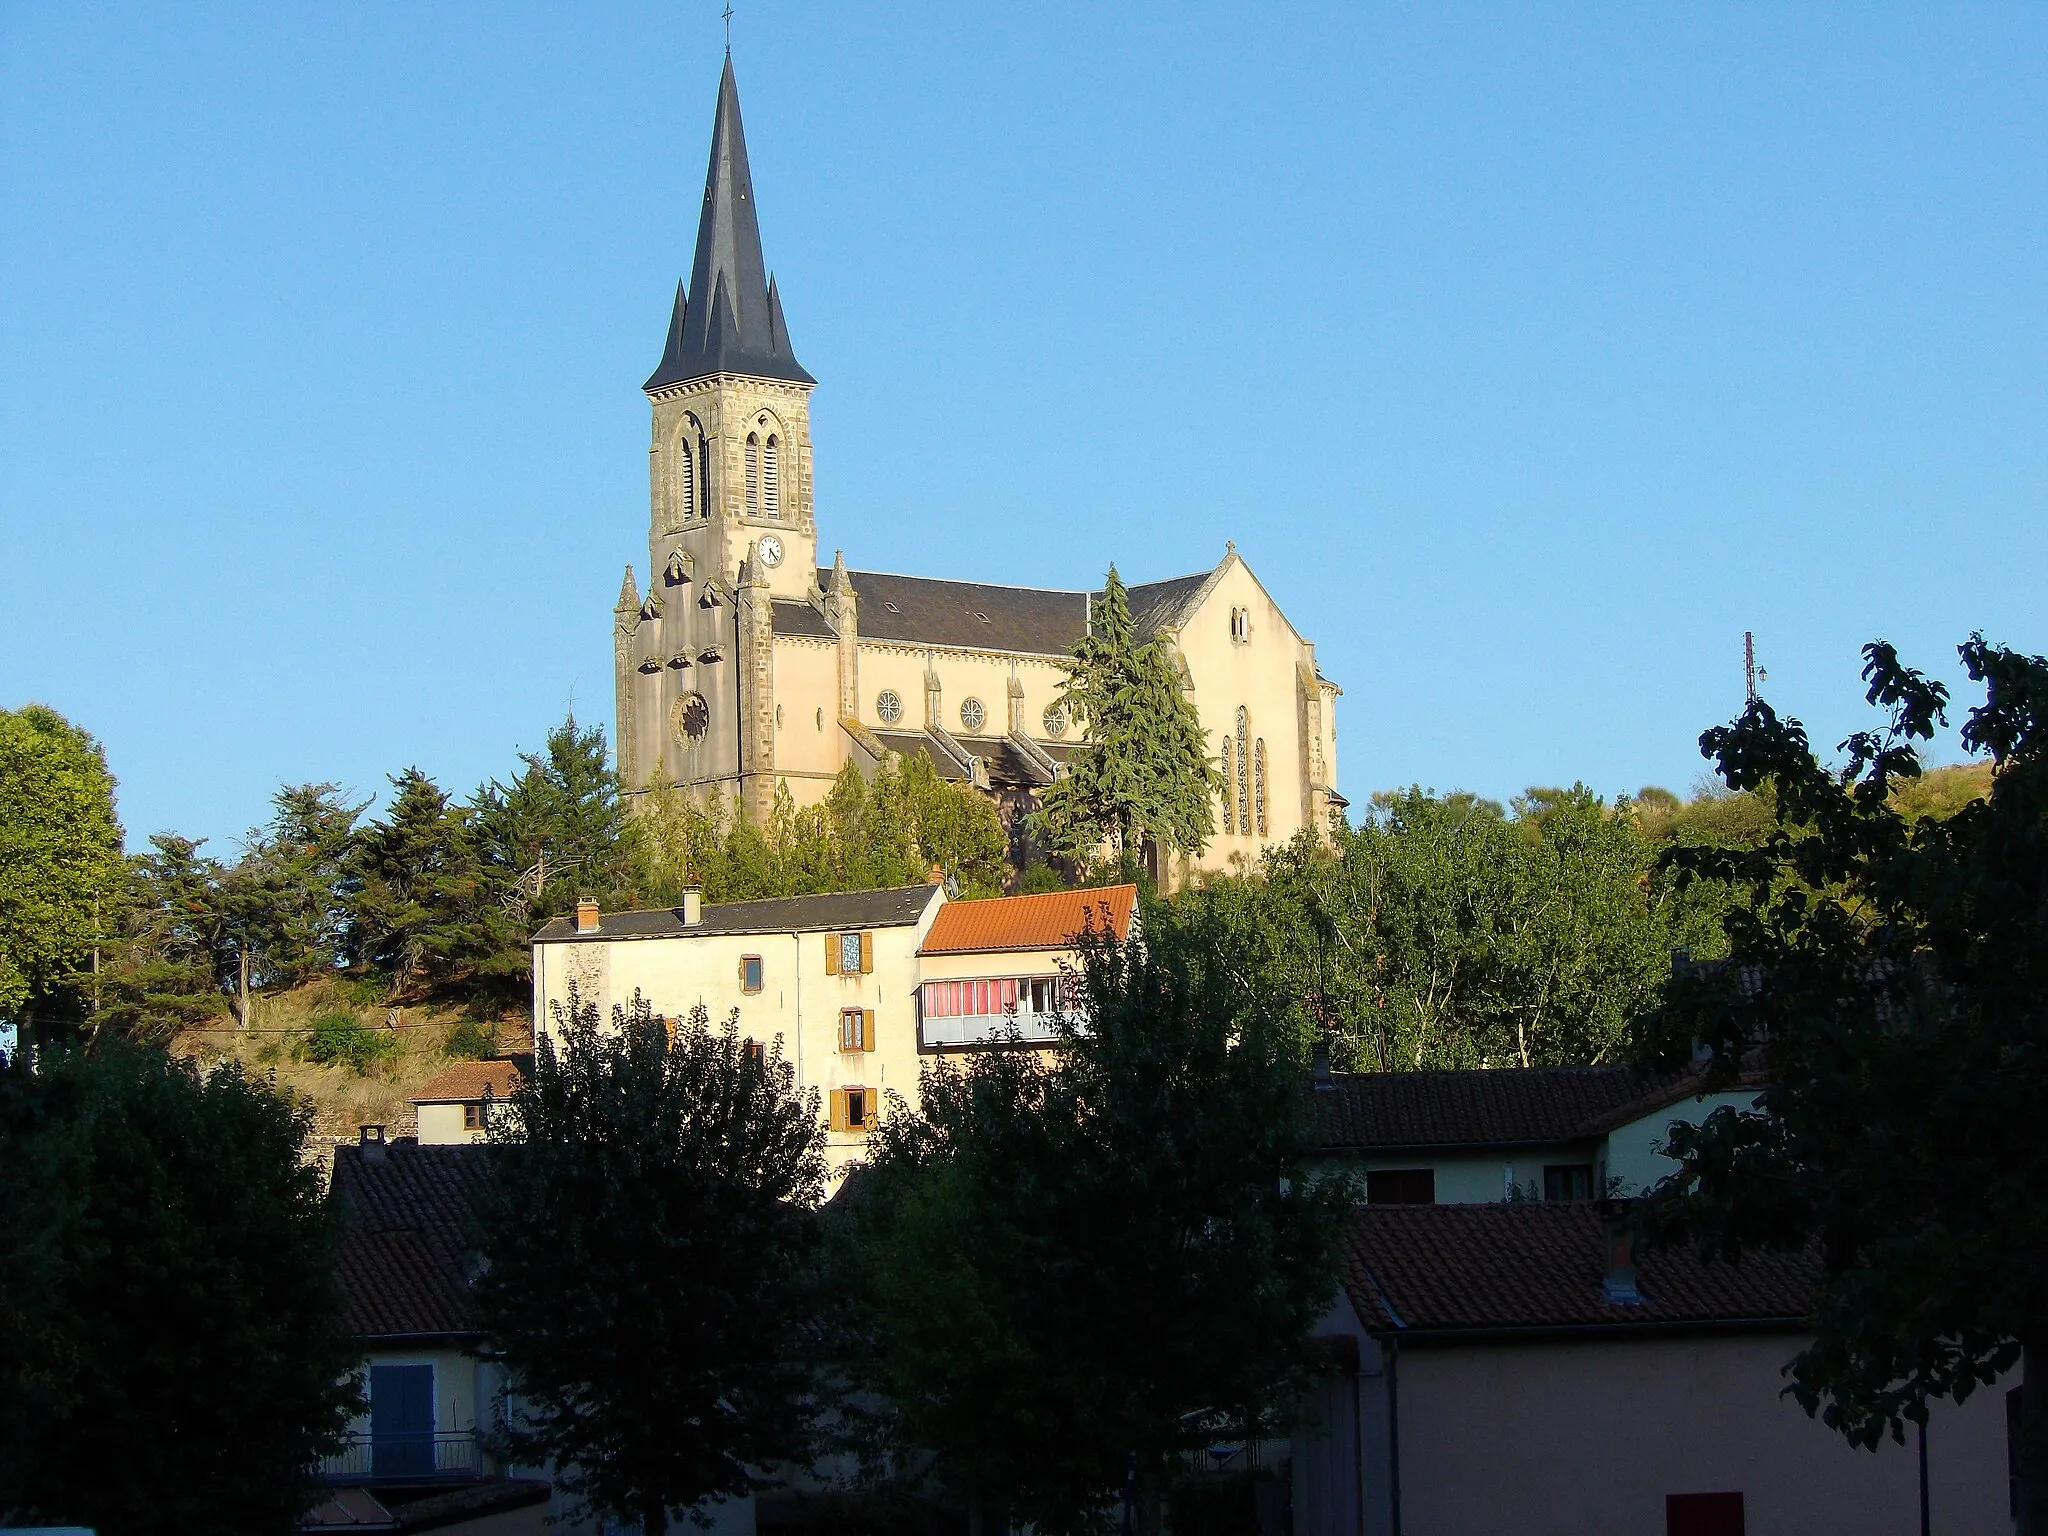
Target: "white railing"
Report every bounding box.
[318,1430,480,1482]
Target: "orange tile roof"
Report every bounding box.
[411,1060,523,1104]
[920,884,1138,955]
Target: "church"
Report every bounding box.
[613,58,1343,877]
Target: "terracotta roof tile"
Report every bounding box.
[1312,1067,1652,1151]
[330,1142,490,1341]
[920,884,1137,955]
[1340,1203,1817,1335]
[411,1060,524,1105]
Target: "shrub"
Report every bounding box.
[444,1018,496,1060]
[301,1010,394,1075]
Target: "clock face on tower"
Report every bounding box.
[757,534,784,568]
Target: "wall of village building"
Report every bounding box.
[533,905,940,1179]
[1604,1088,1759,1195]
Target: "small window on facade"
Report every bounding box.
[1544,1164,1595,1202]
[741,955,764,993]
[744,434,761,515]
[1220,738,1236,834]
[463,1102,482,1130]
[743,1039,766,1071]
[1253,738,1268,837]
[1665,1491,1744,1536]
[836,1087,869,1131]
[876,689,903,724]
[959,697,986,732]
[838,931,864,975]
[1029,978,1048,1013]
[839,1008,873,1052]
[762,435,780,518]
[676,442,695,525]
[1042,702,1069,738]
[1366,1168,1436,1205]
[1235,708,1252,834]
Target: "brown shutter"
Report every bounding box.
[823,933,841,975]
[862,1009,875,1050]
[859,931,874,974]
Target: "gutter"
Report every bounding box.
[1362,1314,1808,1348]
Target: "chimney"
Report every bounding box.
[359,1124,388,1164]
[679,889,703,926]
[1311,1038,1334,1090]
[1601,1202,1642,1304]
[575,897,600,934]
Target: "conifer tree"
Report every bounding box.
[238,783,364,988]
[473,717,638,916]
[1033,566,1222,866]
[345,769,511,994]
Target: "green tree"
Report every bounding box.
[1181,786,1727,1071]
[473,716,639,917]
[1034,567,1222,867]
[845,918,1347,1534]
[0,1042,360,1534]
[0,704,125,1041]
[88,834,232,1042]
[345,768,513,994]
[237,783,365,989]
[1637,637,2048,1532]
[477,988,828,1535]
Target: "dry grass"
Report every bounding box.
[171,979,532,1166]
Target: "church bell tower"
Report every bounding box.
[616,55,816,820]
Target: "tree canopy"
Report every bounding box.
[0,704,125,1038]
[0,1041,360,1535]
[477,988,828,1534]
[1636,637,2048,1532]
[838,917,1346,1534]
[1033,566,1221,867]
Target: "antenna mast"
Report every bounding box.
[1744,631,1758,704]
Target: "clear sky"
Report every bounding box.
[3,3,2043,854]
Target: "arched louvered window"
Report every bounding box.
[1253,738,1268,837]
[676,441,695,523]
[745,433,761,515]
[1235,707,1252,835]
[762,435,781,519]
[1219,737,1236,834]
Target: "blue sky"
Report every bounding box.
[3,3,2043,853]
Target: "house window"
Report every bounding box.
[742,1039,766,1071]
[741,955,764,993]
[826,931,873,975]
[745,433,761,514]
[876,689,903,724]
[1666,1492,1744,1536]
[462,1102,483,1131]
[1544,1164,1594,1202]
[831,1087,871,1132]
[959,697,986,732]
[676,441,695,523]
[1229,607,1251,644]
[1220,738,1236,834]
[1042,702,1069,738]
[1366,1168,1436,1205]
[840,1008,873,1052]
[762,435,780,518]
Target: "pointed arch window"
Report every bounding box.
[762,435,781,519]
[1253,738,1268,837]
[1219,737,1236,834]
[676,440,695,524]
[745,434,761,516]
[1235,707,1252,835]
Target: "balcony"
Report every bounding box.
[919,1008,1064,1050]
[319,1430,482,1483]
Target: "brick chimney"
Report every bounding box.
[575,897,600,934]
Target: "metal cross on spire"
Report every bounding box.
[722,2,734,53]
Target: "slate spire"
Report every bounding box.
[645,56,814,391]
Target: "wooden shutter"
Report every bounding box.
[823,933,841,974]
[859,931,874,974]
[829,1089,847,1132]
[862,1009,875,1050]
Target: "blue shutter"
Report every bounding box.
[370,1363,435,1478]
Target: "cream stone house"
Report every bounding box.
[531,883,1137,1180]
[612,59,1342,876]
